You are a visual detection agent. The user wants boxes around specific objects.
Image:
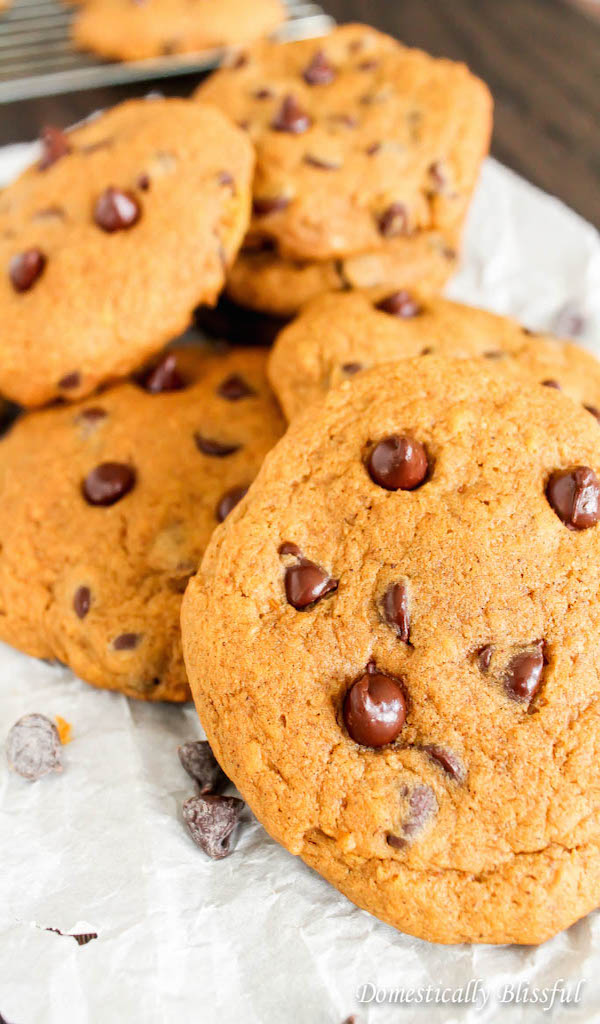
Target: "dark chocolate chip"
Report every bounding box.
[387,784,437,847]
[194,434,241,457]
[216,485,248,522]
[505,644,544,703]
[367,435,428,491]
[375,290,422,318]
[271,95,311,134]
[217,374,255,400]
[93,187,141,232]
[0,402,21,438]
[73,586,91,620]
[113,632,140,651]
[6,713,62,780]
[58,371,81,390]
[178,740,228,794]
[303,154,340,170]
[9,248,46,292]
[252,195,290,216]
[343,670,407,747]
[542,379,561,389]
[82,463,136,507]
[378,203,409,238]
[182,794,243,859]
[303,50,336,85]
[424,744,466,782]
[342,362,363,375]
[546,466,600,530]
[285,559,338,610]
[585,404,600,423]
[477,644,493,672]
[137,353,185,394]
[38,125,71,171]
[382,582,410,642]
[278,541,303,557]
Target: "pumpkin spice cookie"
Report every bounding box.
[72,0,285,63]
[197,23,492,262]
[0,99,254,408]
[182,356,600,944]
[0,345,284,701]
[269,290,600,421]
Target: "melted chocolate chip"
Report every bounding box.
[271,95,311,134]
[82,463,136,506]
[505,644,544,703]
[303,50,336,85]
[9,248,46,292]
[178,740,228,794]
[217,374,255,400]
[6,714,62,780]
[195,434,241,457]
[376,290,422,318]
[137,353,185,394]
[58,371,81,390]
[182,794,243,859]
[542,379,561,389]
[113,632,140,651]
[39,125,71,171]
[343,670,407,747]
[424,744,465,782]
[477,644,493,672]
[382,582,410,642]
[367,435,428,491]
[285,559,338,610]
[253,195,290,216]
[387,784,437,847]
[378,203,409,238]
[94,187,141,232]
[216,485,248,522]
[342,362,363,375]
[73,586,91,619]
[546,466,600,530]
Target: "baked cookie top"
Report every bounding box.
[269,290,600,421]
[182,356,600,944]
[0,99,254,407]
[0,345,284,702]
[72,0,285,63]
[197,23,492,261]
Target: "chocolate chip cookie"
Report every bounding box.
[182,356,600,944]
[0,99,254,407]
[269,290,600,421]
[197,23,492,262]
[0,345,284,701]
[72,0,285,63]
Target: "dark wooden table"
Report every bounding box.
[1,0,599,226]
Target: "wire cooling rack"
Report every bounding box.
[0,0,334,103]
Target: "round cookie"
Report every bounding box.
[197,23,492,261]
[72,0,285,63]
[226,230,458,316]
[0,345,284,701]
[0,99,254,407]
[182,356,600,944]
[269,290,600,421]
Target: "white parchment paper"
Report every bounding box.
[1,148,600,1024]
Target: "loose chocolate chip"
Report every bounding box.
[542,379,561,389]
[178,740,228,794]
[585,405,600,423]
[9,248,46,292]
[546,466,600,530]
[252,195,290,216]
[39,125,71,171]
[137,353,185,394]
[342,362,363,375]
[136,173,151,191]
[6,713,62,780]
[367,435,428,491]
[216,485,248,522]
[387,784,437,847]
[477,644,493,672]
[195,434,241,457]
[82,463,136,507]
[73,586,91,619]
[285,559,338,610]
[376,290,422,318]
[424,744,466,782]
[78,407,107,424]
[271,95,311,134]
[183,794,243,859]
[303,50,336,85]
[279,541,303,557]
[93,187,141,232]
[217,374,255,400]
[113,632,140,651]
[382,582,410,642]
[58,371,81,390]
[505,644,544,703]
[303,154,340,170]
[343,670,407,747]
[378,203,409,238]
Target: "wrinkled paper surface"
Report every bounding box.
[1,145,600,1024]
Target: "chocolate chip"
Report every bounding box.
[387,784,437,847]
[194,434,241,457]
[58,371,81,390]
[546,466,600,530]
[137,353,185,394]
[73,586,91,619]
[303,154,340,170]
[178,740,228,794]
[182,794,243,859]
[216,485,248,522]
[542,379,561,389]
[279,541,302,557]
[378,203,409,238]
[82,463,136,507]
[93,187,141,232]
[38,125,71,171]
[367,435,428,491]
[136,173,151,191]
[253,195,290,216]
[6,713,62,781]
[9,248,46,292]
[285,559,338,610]
[0,402,21,438]
[342,362,363,375]
[343,670,407,747]
[113,632,140,651]
[505,644,544,703]
[375,290,422,318]
[585,405,600,423]
[424,744,466,782]
[217,374,255,400]
[303,50,336,85]
[382,582,410,642]
[271,95,311,134]
[477,644,493,671]
[78,407,107,424]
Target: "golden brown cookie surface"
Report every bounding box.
[0,345,284,702]
[182,357,600,943]
[0,100,254,407]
